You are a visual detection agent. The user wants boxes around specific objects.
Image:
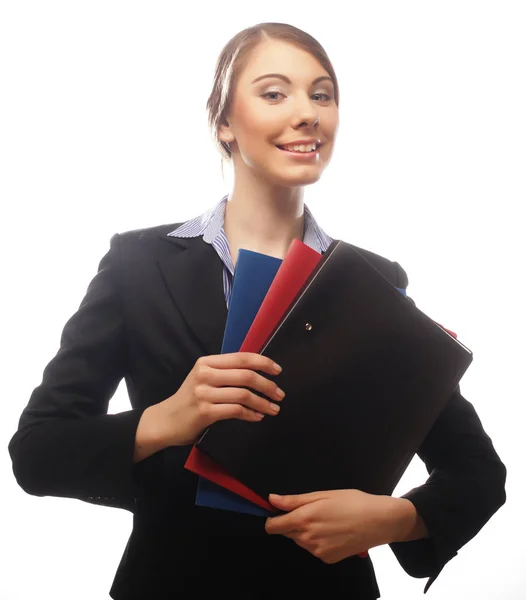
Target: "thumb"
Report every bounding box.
[268,492,322,511]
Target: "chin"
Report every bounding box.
[278,170,324,188]
[263,162,324,186]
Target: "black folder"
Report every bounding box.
[196,240,473,499]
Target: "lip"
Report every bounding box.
[276,145,321,159]
[276,140,322,149]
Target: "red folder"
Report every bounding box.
[436,324,457,339]
[185,443,275,511]
[185,240,322,507]
[240,240,323,352]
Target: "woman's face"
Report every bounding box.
[219,39,339,188]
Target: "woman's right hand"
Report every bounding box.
[156,352,285,447]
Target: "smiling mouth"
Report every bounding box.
[276,143,322,153]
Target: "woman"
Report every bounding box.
[8,22,506,599]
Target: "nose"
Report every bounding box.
[292,94,320,130]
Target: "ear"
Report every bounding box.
[217,119,235,145]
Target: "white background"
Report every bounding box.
[1,1,524,598]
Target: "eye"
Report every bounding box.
[261,91,333,103]
[312,92,332,102]
[261,91,284,101]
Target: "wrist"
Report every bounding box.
[388,497,429,544]
[133,403,170,463]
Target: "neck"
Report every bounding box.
[224,173,306,264]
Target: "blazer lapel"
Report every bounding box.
[157,235,228,357]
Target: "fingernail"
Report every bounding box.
[270,403,280,414]
[276,388,285,399]
[273,363,282,373]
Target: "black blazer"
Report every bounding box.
[8,224,507,599]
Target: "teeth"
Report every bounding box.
[281,143,318,153]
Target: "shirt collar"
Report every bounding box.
[168,195,333,254]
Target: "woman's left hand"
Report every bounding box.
[265,489,420,564]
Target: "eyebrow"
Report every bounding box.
[251,73,334,86]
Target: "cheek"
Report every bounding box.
[324,110,340,138]
[235,99,285,139]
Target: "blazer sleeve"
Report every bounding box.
[388,262,507,592]
[8,233,147,512]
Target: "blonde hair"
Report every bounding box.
[207,22,340,162]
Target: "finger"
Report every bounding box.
[280,530,308,545]
[208,402,266,423]
[265,512,302,535]
[269,492,326,511]
[286,531,312,550]
[200,386,281,417]
[207,368,285,404]
[200,352,282,376]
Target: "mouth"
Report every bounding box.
[275,142,322,158]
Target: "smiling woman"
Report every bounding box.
[8,21,506,600]
[212,38,340,232]
[204,27,342,263]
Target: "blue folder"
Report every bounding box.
[196,249,283,516]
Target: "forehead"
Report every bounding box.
[238,39,329,82]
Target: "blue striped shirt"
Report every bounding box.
[168,195,333,308]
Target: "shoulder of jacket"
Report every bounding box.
[347,242,397,270]
[116,222,186,243]
[345,242,408,289]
